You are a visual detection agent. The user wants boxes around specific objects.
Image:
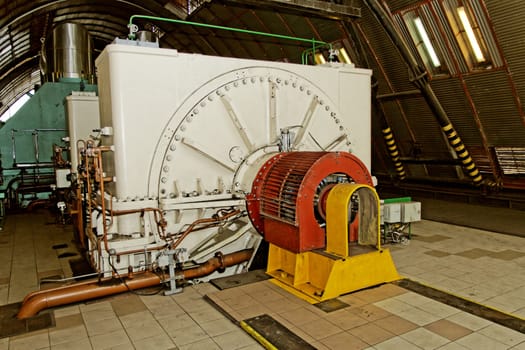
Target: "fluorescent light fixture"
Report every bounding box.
[338,47,352,64]
[457,6,485,62]
[414,17,441,67]
[314,53,326,65]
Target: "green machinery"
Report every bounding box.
[0,22,97,218]
[0,81,97,210]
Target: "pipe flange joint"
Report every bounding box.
[214,252,225,269]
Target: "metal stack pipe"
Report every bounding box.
[42,22,95,83]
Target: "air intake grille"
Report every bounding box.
[260,152,323,224]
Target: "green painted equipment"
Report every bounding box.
[0,81,97,209]
[0,22,97,213]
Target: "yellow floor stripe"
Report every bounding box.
[240,321,278,350]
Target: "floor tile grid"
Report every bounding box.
[1,210,262,350]
[3,212,525,349]
[207,280,525,350]
[322,287,525,349]
[6,285,266,350]
[390,220,525,317]
[3,212,81,305]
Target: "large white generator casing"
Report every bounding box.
[96,43,372,202]
[92,42,372,277]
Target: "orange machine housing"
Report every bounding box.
[246,151,373,253]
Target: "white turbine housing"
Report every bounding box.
[91,41,372,279]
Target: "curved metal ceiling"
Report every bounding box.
[0,0,358,116]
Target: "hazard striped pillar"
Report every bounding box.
[442,123,483,185]
[381,127,406,180]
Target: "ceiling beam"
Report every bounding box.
[215,0,360,20]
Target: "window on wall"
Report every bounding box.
[0,90,34,123]
[394,0,502,78]
[403,12,444,74]
[394,7,451,77]
[442,0,491,70]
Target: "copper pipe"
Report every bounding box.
[89,145,168,253]
[73,186,85,249]
[110,207,167,238]
[79,203,169,259]
[17,249,254,319]
[97,145,113,152]
[22,277,104,304]
[111,207,162,216]
[84,205,169,258]
[83,148,100,259]
[182,249,253,280]
[114,244,168,257]
[171,209,241,249]
[97,150,110,254]
[18,271,161,319]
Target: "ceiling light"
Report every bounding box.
[457,6,485,62]
[414,17,441,67]
[314,53,326,65]
[338,47,352,64]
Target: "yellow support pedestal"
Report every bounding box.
[267,183,401,303]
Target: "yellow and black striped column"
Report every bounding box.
[381,127,406,180]
[442,123,483,185]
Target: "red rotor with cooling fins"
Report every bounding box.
[246,152,373,253]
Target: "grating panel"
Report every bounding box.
[495,147,525,175]
[469,146,495,174]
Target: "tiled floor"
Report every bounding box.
[392,220,525,318]
[0,211,263,350]
[5,285,263,350]
[0,210,524,349]
[207,280,525,349]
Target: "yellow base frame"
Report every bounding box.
[267,183,401,303]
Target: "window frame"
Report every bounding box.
[394,0,502,78]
